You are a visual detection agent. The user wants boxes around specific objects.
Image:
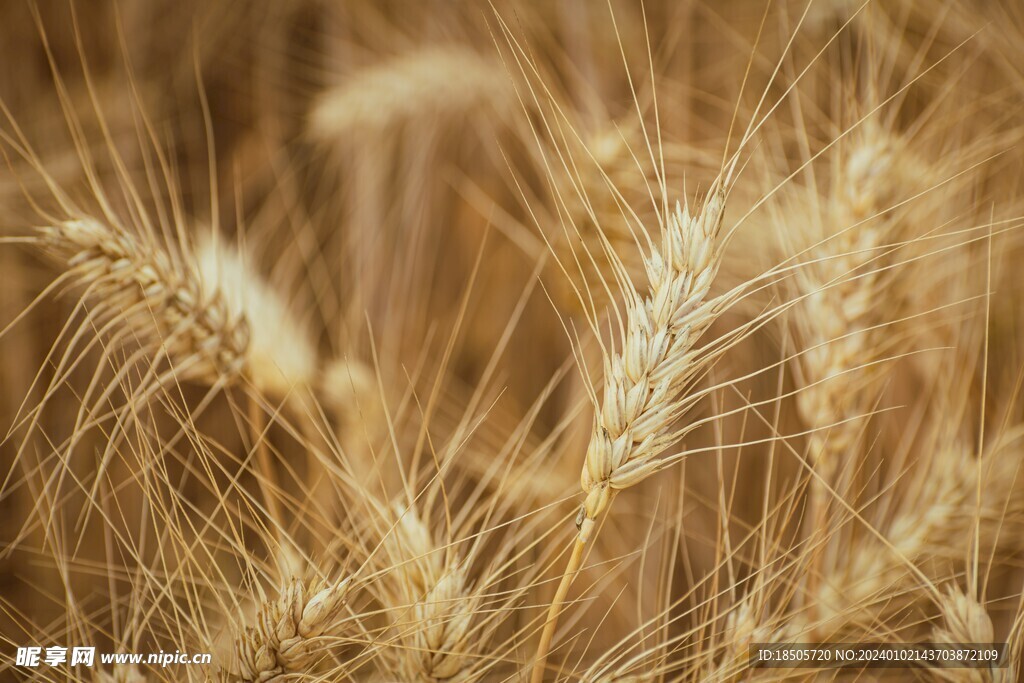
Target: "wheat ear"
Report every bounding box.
[812,435,1022,637]
[308,46,513,139]
[93,665,147,683]
[791,126,922,535]
[383,504,482,681]
[39,218,250,386]
[38,220,311,549]
[195,234,318,400]
[932,586,1008,683]
[532,184,730,682]
[228,576,352,682]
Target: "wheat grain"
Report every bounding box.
[577,186,729,541]
[704,599,790,682]
[38,219,324,403]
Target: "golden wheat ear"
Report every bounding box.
[932,586,1009,683]
[194,234,318,402]
[37,217,329,403]
[784,123,938,531]
[531,179,737,683]
[226,575,353,682]
[92,664,148,683]
[375,502,489,681]
[38,218,250,387]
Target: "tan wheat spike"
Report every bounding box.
[932,586,1009,683]
[532,181,736,683]
[227,576,352,682]
[38,218,250,387]
[195,235,317,401]
[308,46,514,139]
[94,665,147,683]
[381,503,483,682]
[702,599,800,683]
[36,219,326,403]
[577,185,730,543]
[791,123,929,498]
[812,433,1023,638]
[692,530,816,683]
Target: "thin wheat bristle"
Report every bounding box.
[549,124,650,312]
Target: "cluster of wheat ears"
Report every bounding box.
[1,1,1024,681]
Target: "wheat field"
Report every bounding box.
[1,1,1023,681]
